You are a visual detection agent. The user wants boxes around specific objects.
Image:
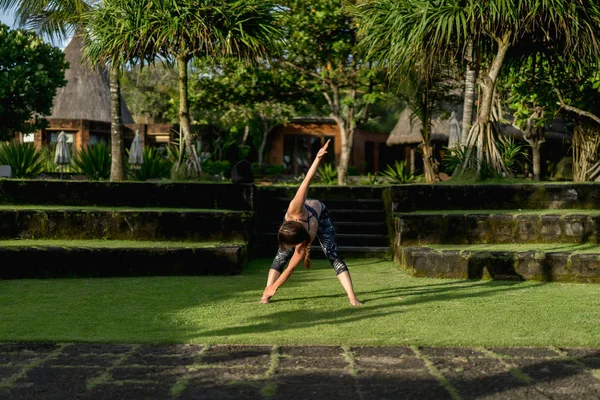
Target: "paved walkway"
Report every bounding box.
[0,343,599,399]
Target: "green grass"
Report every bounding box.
[0,258,599,347]
[424,244,600,254]
[0,240,241,248]
[0,205,243,213]
[398,209,600,216]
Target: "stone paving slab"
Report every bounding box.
[0,343,599,399]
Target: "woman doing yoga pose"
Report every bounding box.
[260,139,362,306]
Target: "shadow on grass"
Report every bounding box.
[191,279,536,340]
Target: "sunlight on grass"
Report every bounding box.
[0,258,598,347]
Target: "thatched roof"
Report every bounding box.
[49,33,134,124]
[387,105,571,146]
[387,106,463,145]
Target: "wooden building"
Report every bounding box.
[267,117,393,175]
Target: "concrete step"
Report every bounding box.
[396,244,600,283]
[256,221,389,235]
[0,206,251,242]
[395,210,600,245]
[254,232,390,248]
[0,240,247,278]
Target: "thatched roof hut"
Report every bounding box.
[386,106,463,146]
[387,106,571,146]
[49,33,134,124]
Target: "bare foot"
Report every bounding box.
[259,296,271,304]
[349,299,363,306]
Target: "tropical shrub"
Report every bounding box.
[72,142,111,181]
[360,172,382,185]
[317,163,338,185]
[381,160,416,184]
[129,147,173,181]
[0,142,44,178]
[496,137,529,175]
[203,161,231,176]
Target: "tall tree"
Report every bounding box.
[1,0,133,181]
[85,0,281,177]
[358,0,600,177]
[0,23,68,139]
[282,0,382,185]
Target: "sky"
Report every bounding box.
[1,9,70,49]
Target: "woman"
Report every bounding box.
[260,139,363,306]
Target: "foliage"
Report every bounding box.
[360,172,382,185]
[442,146,469,175]
[202,161,231,177]
[0,23,68,139]
[128,147,173,181]
[120,65,178,124]
[496,137,529,175]
[252,163,286,176]
[72,143,111,181]
[281,0,385,184]
[0,142,44,178]
[316,163,338,185]
[381,160,417,184]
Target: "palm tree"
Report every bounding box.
[0,0,131,181]
[84,0,280,177]
[358,0,600,177]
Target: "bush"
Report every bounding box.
[347,166,359,176]
[129,147,173,181]
[203,160,231,176]
[72,142,111,181]
[317,163,338,185]
[0,142,44,178]
[381,160,416,184]
[360,172,383,185]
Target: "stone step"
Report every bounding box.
[0,240,247,278]
[259,208,387,223]
[260,197,385,211]
[0,180,255,210]
[0,206,251,242]
[391,183,600,212]
[256,186,385,202]
[396,244,600,283]
[256,221,389,235]
[395,210,600,245]
[253,245,390,259]
[254,232,390,248]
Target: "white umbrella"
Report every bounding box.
[54,131,71,179]
[129,129,144,169]
[447,111,461,149]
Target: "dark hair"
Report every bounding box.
[278,221,311,268]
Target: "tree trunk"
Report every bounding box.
[109,65,125,181]
[530,141,541,181]
[421,142,439,183]
[335,118,353,185]
[460,32,512,176]
[461,38,477,145]
[177,55,200,176]
[258,120,271,167]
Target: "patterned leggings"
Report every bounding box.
[270,202,349,275]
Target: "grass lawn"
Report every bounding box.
[0,258,599,347]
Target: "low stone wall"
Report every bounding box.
[0,209,252,242]
[0,245,246,278]
[0,180,255,210]
[392,184,600,212]
[396,213,599,245]
[398,247,600,283]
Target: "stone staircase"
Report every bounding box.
[392,184,600,283]
[0,180,253,278]
[252,186,391,259]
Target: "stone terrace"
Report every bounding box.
[392,184,600,282]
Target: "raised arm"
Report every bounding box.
[287,139,331,216]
